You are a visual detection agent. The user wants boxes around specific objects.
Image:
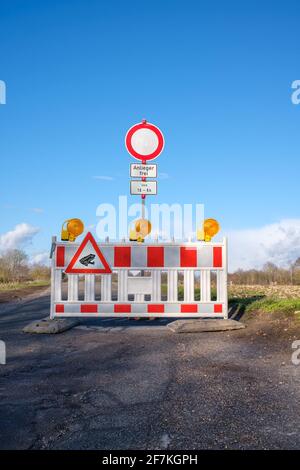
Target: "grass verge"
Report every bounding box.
[0,280,50,292]
[247,298,300,315]
[229,295,300,320]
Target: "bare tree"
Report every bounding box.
[229,260,299,286]
[29,264,51,281]
[0,249,29,282]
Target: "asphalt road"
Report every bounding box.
[1,293,300,450]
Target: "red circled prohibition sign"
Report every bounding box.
[125,121,164,161]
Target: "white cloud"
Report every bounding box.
[92,175,115,181]
[226,219,300,272]
[30,207,44,213]
[0,223,40,251]
[30,251,50,266]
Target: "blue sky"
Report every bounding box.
[0,0,300,268]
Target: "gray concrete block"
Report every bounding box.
[23,317,79,334]
[167,319,245,334]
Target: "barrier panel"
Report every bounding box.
[50,237,228,319]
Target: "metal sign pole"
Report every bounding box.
[141,158,146,219]
[141,121,146,221]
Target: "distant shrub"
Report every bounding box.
[0,249,50,284]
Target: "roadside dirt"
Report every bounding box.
[0,285,50,304]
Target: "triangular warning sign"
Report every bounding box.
[65,232,112,274]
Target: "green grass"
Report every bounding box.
[246,298,300,314]
[0,280,50,291]
[229,295,300,319]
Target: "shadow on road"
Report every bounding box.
[80,317,178,329]
[229,295,265,321]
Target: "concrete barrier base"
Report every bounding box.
[23,317,79,334]
[167,319,245,334]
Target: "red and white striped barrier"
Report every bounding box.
[50,237,228,319]
[55,244,223,269]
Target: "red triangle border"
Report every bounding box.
[65,232,112,274]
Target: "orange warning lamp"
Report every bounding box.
[129,219,151,243]
[135,219,151,238]
[197,218,220,242]
[61,218,84,242]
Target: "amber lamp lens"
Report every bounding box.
[203,218,220,237]
[134,219,152,237]
[67,219,84,237]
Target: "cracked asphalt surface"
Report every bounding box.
[1,292,300,449]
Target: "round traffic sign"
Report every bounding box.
[125,121,164,161]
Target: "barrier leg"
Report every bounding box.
[220,238,228,318]
[216,271,222,302]
[54,271,62,302]
[200,270,211,301]
[167,270,177,302]
[152,270,161,301]
[84,275,95,301]
[184,270,194,302]
[101,274,112,301]
[50,259,55,319]
[68,274,79,301]
[118,271,128,302]
[50,270,62,319]
[217,270,227,318]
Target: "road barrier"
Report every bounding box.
[50,237,228,319]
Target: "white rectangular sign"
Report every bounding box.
[130,163,157,178]
[130,180,157,195]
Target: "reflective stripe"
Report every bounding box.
[165,303,181,313]
[99,304,114,313]
[181,304,197,313]
[56,246,65,267]
[101,246,114,267]
[213,247,223,267]
[148,304,164,313]
[214,304,223,313]
[131,246,147,268]
[81,304,97,313]
[53,302,224,316]
[198,303,214,314]
[197,246,213,267]
[164,247,180,267]
[114,304,131,313]
[114,247,131,267]
[54,244,223,269]
[131,303,147,314]
[180,247,197,267]
[147,246,164,267]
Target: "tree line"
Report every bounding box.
[0,249,300,286]
[229,260,300,285]
[0,249,50,283]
